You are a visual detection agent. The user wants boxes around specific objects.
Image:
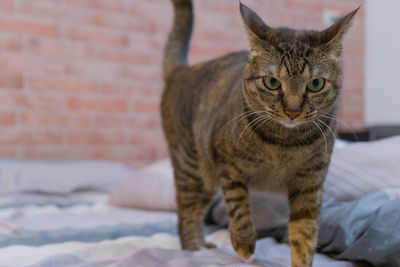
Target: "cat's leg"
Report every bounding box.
[287,175,324,267]
[173,154,215,250]
[220,165,256,259]
[176,183,215,250]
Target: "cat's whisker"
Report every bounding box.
[243,115,275,151]
[242,116,268,151]
[320,114,359,141]
[223,111,255,129]
[224,110,265,126]
[317,119,336,139]
[236,115,266,146]
[225,111,266,135]
[312,121,328,151]
[244,117,269,150]
[246,115,272,144]
[230,112,266,137]
[304,122,316,146]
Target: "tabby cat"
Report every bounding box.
[161,1,358,266]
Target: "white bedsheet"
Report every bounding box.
[0,158,360,267]
[0,192,354,267]
[1,231,354,267]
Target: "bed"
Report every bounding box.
[0,136,399,266]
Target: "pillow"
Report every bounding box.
[324,135,400,203]
[0,160,132,195]
[108,160,176,211]
[109,136,400,211]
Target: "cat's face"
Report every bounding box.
[241,4,358,128]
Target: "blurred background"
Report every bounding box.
[0,0,397,168]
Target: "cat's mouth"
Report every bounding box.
[280,120,301,128]
[265,110,315,128]
[266,112,304,128]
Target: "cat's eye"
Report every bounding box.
[262,76,281,90]
[307,78,325,92]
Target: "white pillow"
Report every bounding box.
[0,160,132,195]
[108,160,176,211]
[109,136,400,211]
[324,135,400,203]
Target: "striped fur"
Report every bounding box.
[162,1,358,266]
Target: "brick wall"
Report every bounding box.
[0,0,364,168]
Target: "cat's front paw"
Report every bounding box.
[202,242,217,249]
[230,230,257,259]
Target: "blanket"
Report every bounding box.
[0,159,351,267]
[1,136,399,266]
[206,136,400,266]
[0,194,352,267]
[3,231,355,267]
[207,189,399,267]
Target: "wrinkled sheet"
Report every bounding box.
[1,141,399,267]
[0,193,352,267]
[0,194,177,248]
[208,189,400,267]
[3,231,354,267]
[0,190,353,267]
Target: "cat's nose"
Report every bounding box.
[284,109,301,120]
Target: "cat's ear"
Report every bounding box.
[318,7,360,56]
[240,2,272,51]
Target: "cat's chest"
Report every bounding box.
[235,146,305,193]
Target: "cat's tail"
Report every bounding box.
[163,0,193,79]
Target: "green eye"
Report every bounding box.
[307,78,325,92]
[262,76,281,90]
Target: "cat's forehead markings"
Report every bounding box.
[312,67,329,78]
[266,65,278,76]
[303,65,312,79]
[278,63,288,78]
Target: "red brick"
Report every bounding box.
[87,13,137,31]
[95,82,136,94]
[195,1,239,14]
[0,35,22,51]
[29,94,68,111]
[286,0,323,12]
[0,148,16,157]
[0,129,64,145]
[20,147,77,159]
[0,73,23,89]
[0,93,32,109]
[0,0,13,11]
[64,0,127,13]
[63,60,123,78]
[0,111,15,126]
[0,53,63,74]
[28,76,97,93]
[97,48,151,64]
[21,112,91,128]
[65,26,128,46]
[67,132,126,145]
[120,65,163,81]
[68,97,127,112]
[0,16,58,37]
[93,116,134,128]
[16,0,60,17]
[26,38,96,59]
[130,130,165,146]
[129,16,155,33]
[94,115,160,129]
[20,131,64,145]
[132,101,160,113]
